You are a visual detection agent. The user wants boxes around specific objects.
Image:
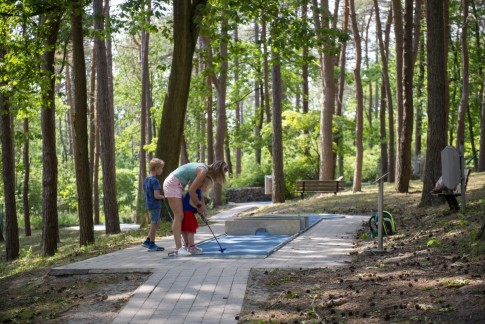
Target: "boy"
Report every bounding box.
[142,158,165,252]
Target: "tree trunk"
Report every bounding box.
[479,77,485,171]
[104,0,114,116]
[379,82,389,176]
[234,27,242,176]
[94,111,101,225]
[396,0,415,193]
[374,0,394,182]
[271,36,285,203]
[336,0,350,178]
[0,41,20,259]
[224,128,233,176]
[312,0,335,180]
[89,47,96,204]
[58,116,67,164]
[471,0,484,171]
[180,135,189,165]
[136,21,150,224]
[420,0,448,206]
[93,0,120,234]
[213,17,228,206]
[412,0,422,63]
[455,0,469,149]
[301,3,312,158]
[350,0,363,193]
[443,0,450,136]
[199,35,214,164]
[302,4,309,117]
[23,118,31,236]
[155,0,207,185]
[415,35,425,162]
[392,0,404,179]
[364,8,374,133]
[65,60,77,158]
[254,21,262,165]
[1,96,19,260]
[71,0,95,245]
[467,108,478,171]
[41,12,62,256]
[262,20,271,124]
[205,58,214,164]
[147,75,154,162]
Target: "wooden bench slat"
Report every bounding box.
[295,179,345,198]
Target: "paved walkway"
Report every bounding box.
[51,203,367,324]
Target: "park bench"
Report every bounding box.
[295,176,345,199]
[432,169,471,211]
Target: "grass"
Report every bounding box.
[0,223,172,280]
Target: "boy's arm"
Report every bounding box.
[153,189,164,200]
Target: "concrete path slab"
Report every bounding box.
[51,202,367,323]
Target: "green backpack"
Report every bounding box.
[369,211,396,238]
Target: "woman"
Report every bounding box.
[163,161,227,256]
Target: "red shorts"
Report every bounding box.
[182,211,198,233]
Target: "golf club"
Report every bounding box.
[199,213,226,253]
[162,199,174,222]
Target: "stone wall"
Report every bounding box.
[225,187,271,203]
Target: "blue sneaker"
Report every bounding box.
[147,243,164,252]
[141,239,150,248]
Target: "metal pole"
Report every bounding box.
[378,178,383,250]
[460,143,466,213]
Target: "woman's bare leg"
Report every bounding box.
[167,197,184,250]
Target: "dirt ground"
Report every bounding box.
[237,190,485,323]
[0,269,149,323]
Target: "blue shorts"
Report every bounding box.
[149,208,161,224]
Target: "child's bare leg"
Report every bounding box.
[149,221,160,242]
[187,232,195,247]
[181,231,189,247]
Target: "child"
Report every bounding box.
[181,177,213,255]
[142,158,165,252]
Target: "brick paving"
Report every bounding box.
[51,203,366,323]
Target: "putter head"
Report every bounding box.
[219,248,226,253]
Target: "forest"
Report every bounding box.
[0,0,484,261]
